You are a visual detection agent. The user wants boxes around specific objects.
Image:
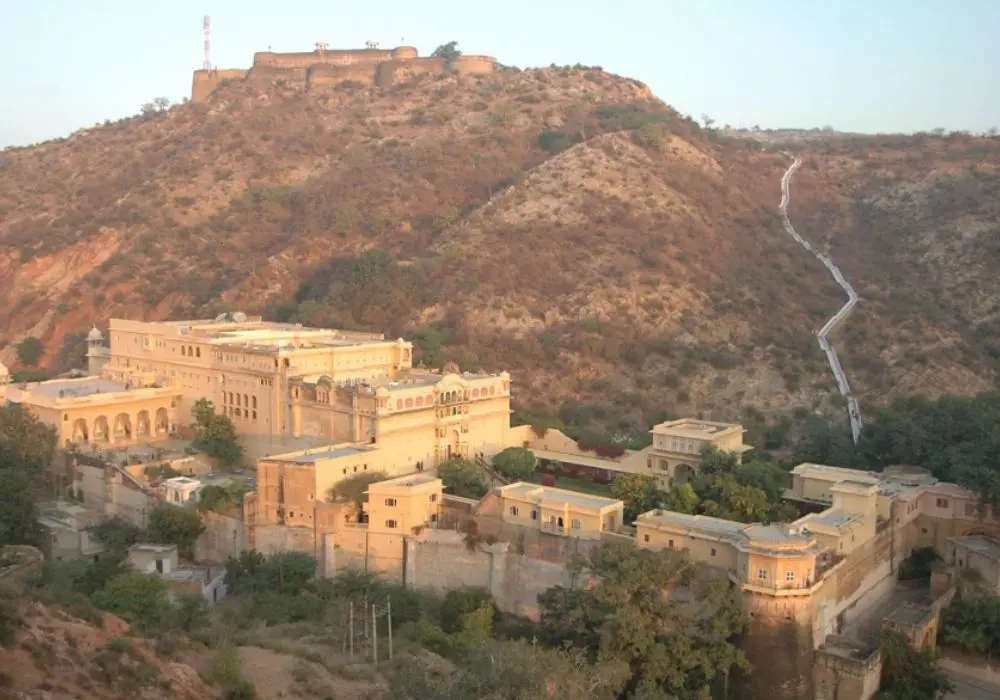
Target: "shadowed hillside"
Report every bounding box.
[1,64,998,434]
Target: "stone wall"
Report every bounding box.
[195,510,245,564]
[812,636,882,700]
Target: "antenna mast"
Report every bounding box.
[203,15,212,70]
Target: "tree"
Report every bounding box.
[327,471,387,506]
[190,398,243,466]
[197,483,244,512]
[664,482,698,514]
[153,96,170,111]
[610,474,663,523]
[15,336,44,367]
[146,504,205,558]
[440,587,498,634]
[93,571,170,631]
[876,629,952,699]
[88,516,142,553]
[225,550,316,596]
[940,596,1000,656]
[491,447,537,480]
[0,405,57,547]
[437,458,487,498]
[431,41,461,60]
[701,113,715,129]
[537,544,748,697]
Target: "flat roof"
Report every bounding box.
[287,446,373,463]
[791,463,879,483]
[950,535,1000,561]
[163,476,200,486]
[372,473,440,489]
[23,377,129,398]
[162,567,213,582]
[651,418,742,439]
[831,480,877,495]
[803,508,858,529]
[129,543,177,554]
[501,482,622,510]
[637,509,746,536]
[741,523,814,544]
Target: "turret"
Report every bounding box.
[86,326,109,376]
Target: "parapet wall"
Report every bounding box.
[191,45,496,102]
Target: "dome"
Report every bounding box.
[87,326,104,341]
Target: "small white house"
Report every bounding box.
[162,476,202,505]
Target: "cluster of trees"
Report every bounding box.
[940,596,1000,656]
[792,393,1000,508]
[89,505,205,559]
[191,398,243,466]
[611,447,797,524]
[0,404,57,548]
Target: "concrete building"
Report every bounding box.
[507,419,751,489]
[128,543,228,604]
[363,473,443,534]
[162,476,202,505]
[947,535,1000,593]
[0,376,181,450]
[36,501,105,562]
[496,482,624,540]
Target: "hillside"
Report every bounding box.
[1,64,998,435]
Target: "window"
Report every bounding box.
[510,506,519,516]
[757,569,768,580]
[936,498,949,508]
[571,519,581,530]
[643,534,650,543]
[385,519,398,529]
[385,498,397,507]
[785,571,795,581]
[429,494,438,502]
[530,510,538,521]
[710,548,717,556]
[668,539,674,548]
[196,348,201,357]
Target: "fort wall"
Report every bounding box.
[191,69,248,103]
[192,45,496,102]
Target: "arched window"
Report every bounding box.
[416,397,423,407]
[188,346,193,356]
[243,394,248,407]
[396,400,402,409]
[196,348,201,358]
[252,396,257,409]
[181,346,187,356]
[489,387,495,396]
[405,398,413,409]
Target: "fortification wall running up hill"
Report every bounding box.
[191,45,496,101]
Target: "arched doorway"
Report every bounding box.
[155,408,169,436]
[113,413,132,441]
[136,410,150,437]
[72,419,89,443]
[674,463,694,485]
[93,416,110,443]
[447,430,460,460]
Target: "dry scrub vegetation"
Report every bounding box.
[1,65,998,431]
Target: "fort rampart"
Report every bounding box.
[191,45,497,102]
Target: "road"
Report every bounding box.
[947,676,1000,700]
[779,157,864,444]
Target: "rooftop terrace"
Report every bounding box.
[501,482,622,511]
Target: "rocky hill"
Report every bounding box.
[1,65,998,433]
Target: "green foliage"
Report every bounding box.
[88,516,142,553]
[327,471,387,506]
[92,571,170,631]
[143,463,181,481]
[537,544,748,697]
[876,629,952,699]
[207,643,257,700]
[190,398,243,466]
[15,336,44,366]
[940,596,1000,656]
[146,504,205,559]
[897,547,940,581]
[438,458,487,498]
[224,550,316,597]
[491,447,537,480]
[0,405,57,547]
[440,587,497,634]
[610,474,663,523]
[197,482,245,512]
[431,41,461,60]
[537,130,581,155]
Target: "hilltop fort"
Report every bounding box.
[191,44,498,101]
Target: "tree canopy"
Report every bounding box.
[875,629,953,699]
[431,41,461,60]
[491,447,537,480]
[146,504,205,558]
[437,458,487,499]
[15,336,44,367]
[190,398,244,466]
[0,404,57,547]
[537,544,748,698]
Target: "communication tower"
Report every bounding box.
[203,15,212,70]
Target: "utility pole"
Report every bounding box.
[372,603,378,665]
[348,602,355,659]
[279,554,284,594]
[387,595,393,660]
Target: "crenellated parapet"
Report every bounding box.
[190,45,497,102]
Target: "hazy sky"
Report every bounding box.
[1,0,997,148]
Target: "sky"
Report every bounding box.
[1,0,998,148]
